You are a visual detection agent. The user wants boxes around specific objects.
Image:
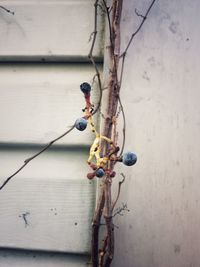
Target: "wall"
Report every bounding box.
[112,1,200,267]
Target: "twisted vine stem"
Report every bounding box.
[91,0,157,266]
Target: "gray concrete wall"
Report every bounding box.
[112,1,200,266]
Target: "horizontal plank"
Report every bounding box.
[0,177,96,253]
[0,249,91,267]
[0,63,100,145]
[0,146,91,181]
[0,0,104,61]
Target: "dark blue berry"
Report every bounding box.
[80,82,91,94]
[96,168,105,178]
[75,118,87,131]
[122,152,137,166]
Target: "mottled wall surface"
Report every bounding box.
[112,1,200,267]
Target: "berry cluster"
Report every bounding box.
[75,82,137,179]
[75,82,92,131]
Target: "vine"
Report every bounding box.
[89,1,156,266]
[0,5,14,15]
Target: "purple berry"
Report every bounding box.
[75,118,87,131]
[80,82,91,94]
[122,152,137,166]
[96,168,105,178]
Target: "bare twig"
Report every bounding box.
[112,202,130,218]
[102,0,114,49]
[118,0,157,155]
[88,0,103,116]
[0,125,75,191]
[88,31,96,43]
[111,173,125,212]
[119,0,156,85]
[0,5,14,15]
[120,0,156,58]
[135,8,147,19]
[118,95,126,156]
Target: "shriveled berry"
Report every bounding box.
[88,162,97,171]
[96,168,105,178]
[110,171,116,178]
[122,152,137,166]
[87,172,95,180]
[75,118,87,131]
[80,82,91,95]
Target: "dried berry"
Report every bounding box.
[87,172,96,180]
[80,82,91,95]
[122,152,137,166]
[75,118,87,131]
[96,168,105,178]
[110,171,116,178]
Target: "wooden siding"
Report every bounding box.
[0,249,90,267]
[0,63,100,145]
[0,0,103,265]
[0,0,104,61]
[0,46,101,256]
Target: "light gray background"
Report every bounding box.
[112,1,200,267]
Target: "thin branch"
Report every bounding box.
[119,0,156,86]
[135,8,147,19]
[119,48,125,87]
[88,31,96,43]
[118,57,126,157]
[0,5,14,15]
[0,125,75,191]
[112,202,130,218]
[118,95,126,156]
[117,0,156,157]
[102,0,114,49]
[121,0,156,57]
[88,0,103,116]
[111,173,125,212]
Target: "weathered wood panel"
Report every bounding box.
[0,146,90,181]
[0,0,104,61]
[0,249,91,267]
[0,64,100,145]
[0,148,95,253]
[0,178,95,253]
[0,177,95,253]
